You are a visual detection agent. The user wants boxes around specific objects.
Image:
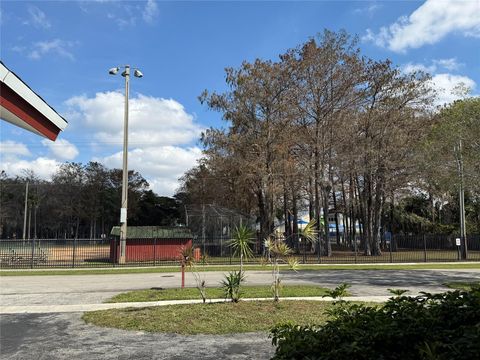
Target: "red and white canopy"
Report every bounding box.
[1,61,68,141]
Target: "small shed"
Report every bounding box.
[110,226,193,263]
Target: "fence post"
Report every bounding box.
[72,238,77,268]
[302,238,306,264]
[317,237,321,264]
[113,237,117,267]
[30,238,35,269]
[153,237,157,266]
[354,237,357,264]
[423,234,427,263]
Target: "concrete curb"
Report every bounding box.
[0,296,391,314]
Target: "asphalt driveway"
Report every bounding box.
[0,312,274,360]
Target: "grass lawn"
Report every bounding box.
[106,285,330,303]
[444,281,480,291]
[83,300,333,334]
[1,262,479,276]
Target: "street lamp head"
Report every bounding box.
[109,67,120,75]
[134,69,143,78]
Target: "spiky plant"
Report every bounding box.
[221,270,245,302]
[265,237,296,302]
[300,219,318,245]
[228,225,254,273]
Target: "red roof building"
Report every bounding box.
[0,61,68,141]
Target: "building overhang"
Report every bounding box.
[0,61,68,141]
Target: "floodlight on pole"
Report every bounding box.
[109,64,143,264]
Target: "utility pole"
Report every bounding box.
[455,140,468,259]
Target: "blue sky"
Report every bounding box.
[1,0,479,195]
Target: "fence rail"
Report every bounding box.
[0,234,479,269]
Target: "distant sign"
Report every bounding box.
[455,238,461,246]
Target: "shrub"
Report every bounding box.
[270,286,480,360]
[221,270,245,302]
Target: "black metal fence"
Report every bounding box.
[1,234,479,269]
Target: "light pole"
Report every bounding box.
[109,65,143,264]
[454,140,468,260]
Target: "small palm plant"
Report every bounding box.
[323,283,351,303]
[221,270,245,303]
[300,219,318,246]
[265,237,299,302]
[228,225,254,273]
[179,245,207,303]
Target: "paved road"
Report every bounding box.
[1,269,479,306]
[1,269,478,360]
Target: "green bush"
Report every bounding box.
[221,270,245,302]
[270,286,480,360]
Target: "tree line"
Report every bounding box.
[0,162,181,239]
[179,30,480,256]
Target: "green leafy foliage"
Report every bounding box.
[299,219,318,245]
[323,283,351,303]
[228,225,255,272]
[388,288,409,296]
[221,270,246,302]
[271,286,480,360]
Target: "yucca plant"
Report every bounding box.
[228,225,254,273]
[300,219,318,246]
[221,270,245,302]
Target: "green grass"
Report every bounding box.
[83,300,333,334]
[1,262,479,276]
[106,285,330,303]
[443,281,480,291]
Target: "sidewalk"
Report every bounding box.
[0,295,391,314]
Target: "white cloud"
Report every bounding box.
[28,39,76,61]
[402,62,436,74]
[65,91,203,146]
[429,73,476,106]
[401,59,476,106]
[98,146,202,195]
[354,3,382,16]
[0,140,31,157]
[65,91,204,195]
[143,0,159,24]
[433,58,462,71]
[402,57,464,75]
[27,6,51,29]
[41,138,79,161]
[0,157,61,180]
[363,0,480,52]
